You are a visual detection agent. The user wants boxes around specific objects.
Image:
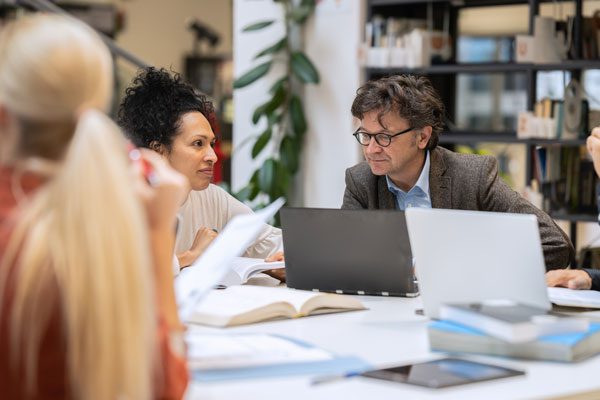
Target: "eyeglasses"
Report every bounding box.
[352,126,414,147]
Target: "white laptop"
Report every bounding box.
[405,207,551,319]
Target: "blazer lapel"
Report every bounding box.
[429,148,452,209]
[378,177,397,209]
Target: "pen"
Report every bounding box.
[310,371,362,386]
[127,144,159,186]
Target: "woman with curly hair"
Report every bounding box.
[118,67,284,276]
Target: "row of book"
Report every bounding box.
[362,16,452,68]
[517,98,589,140]
[532,147,597,215]
[431,301,600,363]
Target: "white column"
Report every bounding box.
[232,0,285,192]
[232,0,364,207]
[301,0,364,207]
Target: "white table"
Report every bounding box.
[184,292,600,400]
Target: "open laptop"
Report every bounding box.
[281,208,417,297]
[405,207,551,319]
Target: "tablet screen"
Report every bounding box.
[361,358,524,388]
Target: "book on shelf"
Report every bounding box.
[439,300,589,343]
[219,257,285,286]
[186,331,369,382]
[185,285,366,327]
[428,320,600,362]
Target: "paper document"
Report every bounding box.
[186,331,370,382]
[219,257,285,286]
[175,198,285,321]
[187,333,333,370]
[548,287,600,309]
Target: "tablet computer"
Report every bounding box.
[361,358,524,388]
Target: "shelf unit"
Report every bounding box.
[366,0,598,247]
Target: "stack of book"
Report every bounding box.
[430,301,600,362]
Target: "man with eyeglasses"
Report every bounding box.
[342,74,574,270]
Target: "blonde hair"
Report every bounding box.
[0,14,156,400]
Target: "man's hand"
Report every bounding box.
[587,127,600,177]
[177,227,218,268]
[546,269,592,290]
[264,251,286,282]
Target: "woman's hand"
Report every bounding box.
[133,149,189,231]
[264,251,286,282]
[177,227,218,268]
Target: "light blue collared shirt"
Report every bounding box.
[385,151,432,210]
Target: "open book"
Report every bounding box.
[186,285,366,327]
[219,257,285,286]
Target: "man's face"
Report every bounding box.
[166,111,217,191]
[359,110,429,182]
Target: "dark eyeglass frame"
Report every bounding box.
[352,126,415,147]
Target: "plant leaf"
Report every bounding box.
[252,102,268,124]
[265,84,287,115]
[290,1,315,24]
[274,161,290,198]
[268,112,282,127]
[234,61,272,89]
[258,158,276,193]
[249,184,260,201]
[251,128,272,159]
[290,95,307,137]
[235,185,253,202]
[269,77,287,95]
[280,136,300,173]
[242,20,274,32]
[291,52,319,84]
[255,37,287,59]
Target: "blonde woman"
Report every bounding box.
[0,14,190,399]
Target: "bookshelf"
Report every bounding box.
[365,0,598,248]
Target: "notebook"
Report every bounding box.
[281,208,417,297]
[405,208,551,318]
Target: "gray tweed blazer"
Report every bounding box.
[342,146,575,270]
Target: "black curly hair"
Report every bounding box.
[117,67,214,151]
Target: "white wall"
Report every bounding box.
[301,0,364,207]
[232,0,286,192]
[232,0,363,207]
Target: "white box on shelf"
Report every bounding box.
[366,47,390,68]
[515,35,535,63]
[517,111,534,138]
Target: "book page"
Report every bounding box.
[548,287,600,309]
[193,286,321,318]
[231,257,285,282]
[186,332,332,370]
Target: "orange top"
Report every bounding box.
[0,166,189,399]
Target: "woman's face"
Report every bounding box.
[165,111,217,191]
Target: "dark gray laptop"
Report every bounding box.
[281,208,417,297]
